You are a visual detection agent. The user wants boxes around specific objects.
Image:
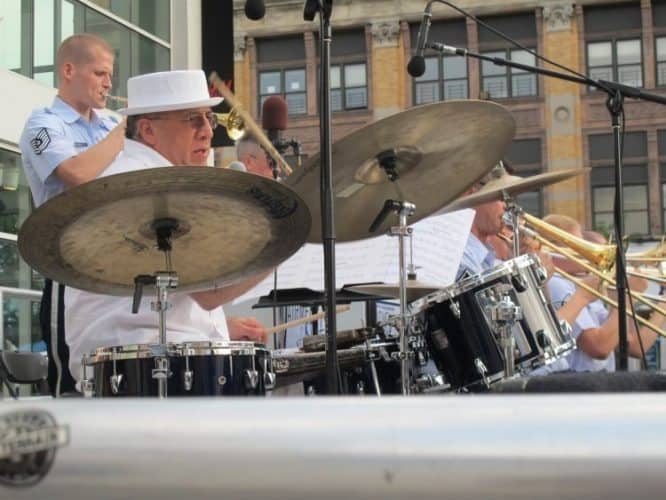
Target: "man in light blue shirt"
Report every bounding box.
[544,214,659,372]
[19,33,125,396]
[19,33,125,206]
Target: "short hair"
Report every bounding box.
[56,34,114,71]
[236,134,264,160]
[543,213,582,234]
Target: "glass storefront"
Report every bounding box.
[1,0,170,96]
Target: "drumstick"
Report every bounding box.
[266,304,351,335]
[208,72,293,177]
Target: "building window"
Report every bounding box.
[331,63,367,111]
[587,39,642,88]
[411,19,467,104]
[654,1,666,86]
[317,29,367,112]
[584,3,643,90]
[657,130,666,227]
[257,35,307,116]
[478,13,538,99]
[0,148,44,357]
[259,69,307,115]
[481,49,537,99]
[589,132,649,236]
[505,138,543,217]
[0,0,170,101]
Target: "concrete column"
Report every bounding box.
[541,4,586,223]
[642,0,656,89]
[170,0,202,70]
[370,19,403,120]
[233,32,251,110]
[466,18,479,100]
[647,129,661,234]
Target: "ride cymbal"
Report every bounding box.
[18,167,311,295]
[285,100,516,242]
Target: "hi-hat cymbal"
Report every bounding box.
[444,168,587,212]
[285,100,516,242]
[18,167,311,296]
[347,280,442,303]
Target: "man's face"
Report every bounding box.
[472,199,506,238]
[242,146,273,178]
[145,108,215,165]
[65,45,114,112]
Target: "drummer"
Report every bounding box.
[64,70,268,383]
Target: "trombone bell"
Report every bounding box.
[215,108,245,141]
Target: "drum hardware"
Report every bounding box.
[369,199,416,396]
[84,341,272,397]
[110,347,123,395]
[414,373,449,394]
[183,349,193,392]
[474,359,492,389]
[488,289,523,378]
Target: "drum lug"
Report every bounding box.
[474,358,491,389]
[183,352,193,391]
[110,374,123,395]
[183,370,193,392]
[243,369,259,390]
[449,300,461,319]
[263,371,276,390]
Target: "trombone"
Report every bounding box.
[508,213,666,338]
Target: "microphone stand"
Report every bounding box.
[305,0,339,393]
[428,42,666,370]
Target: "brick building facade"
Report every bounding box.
[228,0,666,238]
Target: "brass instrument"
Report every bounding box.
[511,215,666,338]
[208,72,293,177]
[521,213,616,271]
[214,108,245,141]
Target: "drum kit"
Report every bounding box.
[17,98,587,398]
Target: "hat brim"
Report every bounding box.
[118,97,224,116]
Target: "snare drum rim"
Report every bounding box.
[86,340,268,364]
[410,254,536,313]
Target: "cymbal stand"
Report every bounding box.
[502,195,521,258]
[369,199,416,395]
[132,218,179,399]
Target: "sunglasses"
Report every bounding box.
[147,111,218,130]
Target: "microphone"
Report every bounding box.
[262,95,288,149]
[228,161,247,172]
[244,0,265,20]
[407,2,434,78]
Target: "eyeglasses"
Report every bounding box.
[146,111,218,130]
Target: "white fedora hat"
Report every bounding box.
[118,70,223,115]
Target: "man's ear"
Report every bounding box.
[137,118,157,146]
[61,62,74,82]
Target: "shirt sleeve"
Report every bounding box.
[547,275,600,338]
[19,111,78,184]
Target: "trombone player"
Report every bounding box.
[543,214,661,373]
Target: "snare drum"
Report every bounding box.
[82,341,274,397]
[411,254,574,391]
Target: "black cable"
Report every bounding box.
[431,0,591,82]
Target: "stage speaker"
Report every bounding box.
[201,0,235,148]
[491,371,666,393]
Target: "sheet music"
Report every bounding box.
[232,209,474,304]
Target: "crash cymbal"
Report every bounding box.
[347,280,442,303]
[285,100,516,242]
[444,168,587,212]
[18,167,311,296]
